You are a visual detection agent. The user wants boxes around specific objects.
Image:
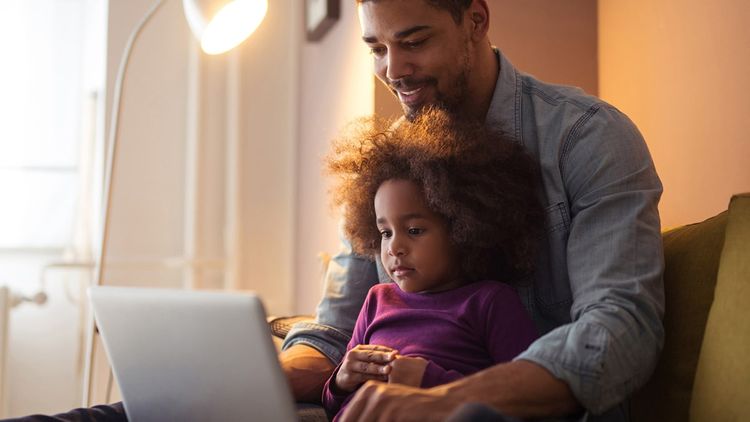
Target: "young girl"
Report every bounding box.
[321,109,544,420]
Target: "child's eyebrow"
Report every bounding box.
[376,213,427,224]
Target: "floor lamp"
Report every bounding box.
[82,0,268,406]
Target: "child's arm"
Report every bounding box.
[388,355,464,388]
[321,288,396,414]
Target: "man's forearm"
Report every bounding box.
[443,359,581,418]
[279,344,336,403]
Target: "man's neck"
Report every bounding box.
[468,42,500,122]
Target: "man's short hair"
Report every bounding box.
[356,0,472,24]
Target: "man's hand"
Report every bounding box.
[339,381,455,422]
[278,344,335,403]
[335,344,398,393]
[388,355,428,387]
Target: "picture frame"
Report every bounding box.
[305,0,340,42]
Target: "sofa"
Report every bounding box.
[630,193,750,421]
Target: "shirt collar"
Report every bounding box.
[485,48,522,143]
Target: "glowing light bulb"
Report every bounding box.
[199,0,267,55]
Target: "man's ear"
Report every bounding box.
[467,0,490,42]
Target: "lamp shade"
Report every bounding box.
[183,0,267,55]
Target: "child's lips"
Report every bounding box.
[391,266,415,277]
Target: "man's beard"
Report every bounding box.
[400,53,472,122]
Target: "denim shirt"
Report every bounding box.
[283,50,665,421]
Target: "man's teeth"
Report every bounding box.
[402,87,422,96]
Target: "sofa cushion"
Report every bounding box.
[630,208,728,422]
[690,194,750,421]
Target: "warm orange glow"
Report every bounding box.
[599,0,750,227]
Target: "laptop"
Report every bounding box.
[88,286,298,422]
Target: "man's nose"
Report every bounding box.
[385,49,413,83]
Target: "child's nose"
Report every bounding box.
[388,238,407,257]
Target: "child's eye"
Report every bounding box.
[380,230,392,239]
[408,228,424,235]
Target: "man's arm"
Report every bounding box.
[517,104,665,414]
[340,360,580,421]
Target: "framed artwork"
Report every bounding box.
[305,0,340,41]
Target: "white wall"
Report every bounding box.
[293,0,374,314]
[103,0,190,288]
[234,1,299,316]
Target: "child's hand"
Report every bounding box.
[387,355,428,387]
[334,344,398,393]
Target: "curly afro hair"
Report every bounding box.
[325,108,544,283]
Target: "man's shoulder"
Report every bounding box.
[516,72,637,143]
[518,71,604,113]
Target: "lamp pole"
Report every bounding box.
[82,0,167,405]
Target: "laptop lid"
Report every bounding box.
[88,286,297,422]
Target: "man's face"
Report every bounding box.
[358,0,475,120]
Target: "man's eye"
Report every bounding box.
[369,46,386,57]
[408,228,423,235]
[403,39,426,49]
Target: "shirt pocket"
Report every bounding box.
[534,202,573,316]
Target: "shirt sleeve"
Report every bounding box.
[516,105,665,414]
[282,222,380,364]
[321,288,374,415]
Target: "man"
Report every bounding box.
[280,1,665,421]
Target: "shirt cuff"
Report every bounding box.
[281,321,351,364]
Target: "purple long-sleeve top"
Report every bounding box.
[322,280,538,418]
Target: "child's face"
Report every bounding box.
[374,179,463,293]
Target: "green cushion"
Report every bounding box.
[630,209,728,422]
[690,194,750,421]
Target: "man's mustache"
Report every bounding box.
[387,77,436,91]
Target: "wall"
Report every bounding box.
[599,0,750,227]
[104,0,190,288]
[294,1,375,314]
[235,1,299,315]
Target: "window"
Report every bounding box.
[0,0,105,251]
[0,0,106,416]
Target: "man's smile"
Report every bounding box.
[389,78,435,107]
